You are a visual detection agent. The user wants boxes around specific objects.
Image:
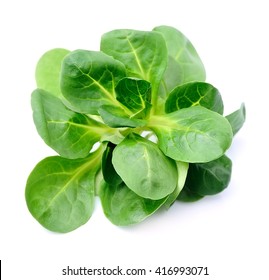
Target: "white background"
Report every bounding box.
[0,0,268,279]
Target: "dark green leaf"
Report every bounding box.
[115,77,152,118]
[35,48,70,98]
[149,106,233,163]
[25,148,103,233]
[226,103,246,135]
[165,82,223,114]
[61,50,126,114]
[102,142,122,186]
[176,185,204,202]
[99,105,146,128]
[101,29,167,108]
[153,25,206,96]
[112,133,178,200]
[32,89,109,159]
[99,181,167,226]
[183,155,232,196]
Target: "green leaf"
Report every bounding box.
[176,185,204,202]
[35,48,70,97]
[100,29,167,109]
[99,105,146,128]
[153,25,206,96]
[32,89,109,159]
[99,181,167,226]
[60,50,126,114]
[165,82,224,114]
[102,142,122,186]
[226,103,246,135]
[25,148,103,233]
[115,77,152,119]
[165,161,189,208]
[112,133,178,200]
[149,106,233,163]
[183,155,232,196]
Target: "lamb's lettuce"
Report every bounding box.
[26,26,246,232]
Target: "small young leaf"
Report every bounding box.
[25,148,103,233]
[153,25,206,96]
[35,48,70,97]
[149,106,233,163]
[165,82,224,114]
[183,155,232,196]
[226,103,246,135]
[101,29,167,108]
[112,133,178,200]
[115,77,152,119]
[61,50,126,114]
[32,89,109,159]
[102,142,122,186]
[99,181,167,226]
[99,105,146,128]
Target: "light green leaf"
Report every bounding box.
[99,105,146,128]
[149,106,233,163]
[226,103,246,135]
[60,50,126,114]
[101,29,167,109]
[32,89,109,159]
[35,48,70,97]
[99,181,167,226]
[112,133,178,200]
[25,148,103,233]
[154,25,206,96]
[165,82,224,114]
[165,161,189,208]
[115,77,152,119]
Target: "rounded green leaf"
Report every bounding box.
[35,48,70,97]
[165,82,224,114]
[112,133,178,200]
[149,106,233,163]
[99,181,167,226]
[184,155,232,196]
[60,50,126,114]
[32,89,109,159]
[101,29,167,108]
[115,77,152,118]
[153,25,206,95]
[25,149,102,233]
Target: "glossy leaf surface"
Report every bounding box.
[25,149,102,233]
[61,50,126,114]
[99,181,167,226]
[149,106,233,163]
[183,155,232,196]
[115,77,152,118]
[32,89,108,159]
[101,29,167,107]
[226,103,246,135]
[112,133,178,199]
[165,82,224,114]
[154,25,206,96]
[35,48,70,97]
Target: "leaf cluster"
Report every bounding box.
[25,26,246,232]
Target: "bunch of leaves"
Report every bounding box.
[25,26,246,232]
